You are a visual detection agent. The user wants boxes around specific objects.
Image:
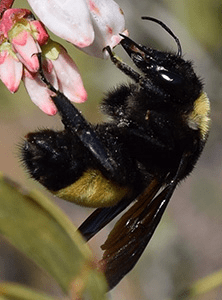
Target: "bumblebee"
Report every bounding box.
[21,17,210,289]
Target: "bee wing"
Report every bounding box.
[100,179,168,289]
[78,195,136,241]
[101,152,190,289]
[78,179,163,242]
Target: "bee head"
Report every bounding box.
[120,18,203,110]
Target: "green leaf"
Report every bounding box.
[0,174,108,298]
[175,269,222,299]
[0,282,59,300]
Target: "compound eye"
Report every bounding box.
[159,70,183,85]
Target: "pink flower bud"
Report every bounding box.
[23,68,57,115]
[11,30,40,72]
[0,48,22,92]
[43,42,87,103]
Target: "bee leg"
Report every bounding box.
[37,56,121,181]
[50,90,119,178]
[104,46,143,82]
[22,56,132,192]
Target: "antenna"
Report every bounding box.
[141,16,182,57]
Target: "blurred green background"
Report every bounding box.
[0,0,222,299]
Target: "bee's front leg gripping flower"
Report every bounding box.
[42,41,88,103]
[23,40,87,115]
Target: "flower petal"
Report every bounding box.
[82,0,127,58]
[29,20,49,46]
[0,8,31,36]
[27,0,94,47]
[48,47,88,103]
[11,30,40,72]
[42,58,60,90]
[0,50,22,93]
[23,69,57,115]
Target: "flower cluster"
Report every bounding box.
[0,0,127,114]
